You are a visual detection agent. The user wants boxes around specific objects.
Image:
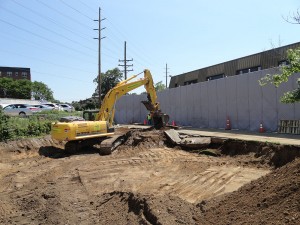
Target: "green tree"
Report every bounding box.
[154,81,166,92]
[0,77,14,98]
[0,78,54,101]
[0,78,31,99]
[259,11,300,103]
[31,81,54,101]
[259,48,300,103]
[93,68,123,101]
[14,79,32,99]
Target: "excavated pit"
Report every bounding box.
[0,127,299,224]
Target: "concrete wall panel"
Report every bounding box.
[199,82,209,127]
[248,72,264,131]
[236,75,250,130]
[207,80,218,128]
[114,68,300,132]
[216,78,226,128]
[225,76,238,129]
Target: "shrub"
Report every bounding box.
[0,110,81,141]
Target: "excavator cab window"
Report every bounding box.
[82,110,99,121]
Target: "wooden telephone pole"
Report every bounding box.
[94,7,106,105]
[119,41,133,80]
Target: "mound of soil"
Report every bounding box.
[201,158,300,224]
[93,192,201,225]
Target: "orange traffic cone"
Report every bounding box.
[259,122,265,133]
[225,117,231,130]
[172,120,176,126]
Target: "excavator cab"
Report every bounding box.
[82,110,99,121]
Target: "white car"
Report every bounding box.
[59,104,74,112]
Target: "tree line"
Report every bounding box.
[0,78,54,101]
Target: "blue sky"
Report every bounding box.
[0,0,300,102]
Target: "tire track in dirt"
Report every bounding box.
[78,148,270,203]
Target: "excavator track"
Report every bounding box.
[64,132,128,155]
[99,134,127,155]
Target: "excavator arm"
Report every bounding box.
[96,69,169,128]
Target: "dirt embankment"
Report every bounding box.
[0,128,299,224]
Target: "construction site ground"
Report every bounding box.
[0,125,299,224]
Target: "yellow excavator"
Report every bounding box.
[51,69,169,154]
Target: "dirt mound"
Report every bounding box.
[201,158,300,224]
[94,192,201,225]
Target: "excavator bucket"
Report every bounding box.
[141,100,169,129]
[152,112,170,129]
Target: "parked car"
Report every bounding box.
[42,103,63,111]
[32,104,55,112]
[59,103,74,112]
[2,104,41,117]
[0,104,10,109]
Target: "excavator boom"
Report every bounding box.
[95,69,165,127]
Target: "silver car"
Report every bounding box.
[2,104,41,117]
[32,104,55,112]
[42,103,63,111]
[59,104,74,112]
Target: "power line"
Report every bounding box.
[104,17,159,67]
[35,0,96,31]
[59,0,94,21]
[32,70,91,83]
[0,33,97,66]
[11,0,95,41]
[0,18,95,59]
[1,7,96,53]
[0,48,95,74]
[77,0,97,13]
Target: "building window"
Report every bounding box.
[22,72,28,77]
[15,72,18,76]
[183,79,197,86]
[236,66,261,75]
[206,73,225,81]
[7,71,12,77]
[278,60,289,66]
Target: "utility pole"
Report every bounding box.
[165,63,170,88]
[94,7,106,105]
[119,41,133,80]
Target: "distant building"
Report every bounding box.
[0,67,31,81]
[169,42,300,88]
